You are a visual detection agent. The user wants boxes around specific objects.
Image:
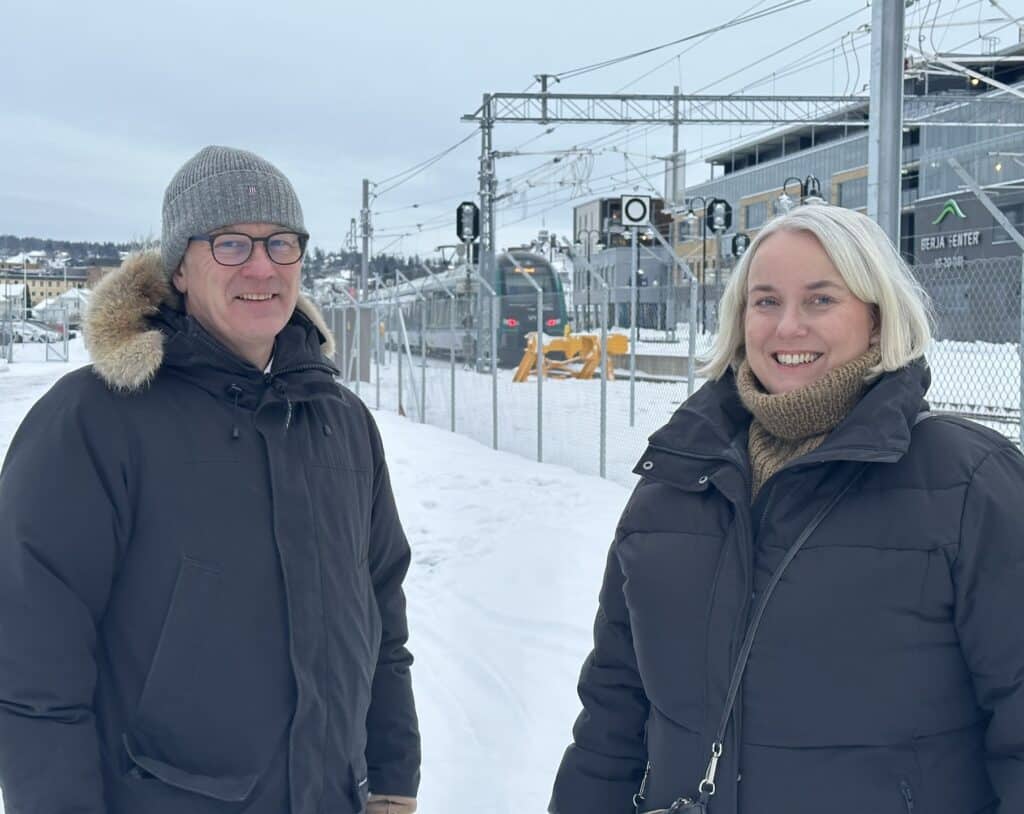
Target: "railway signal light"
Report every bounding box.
[620,195,651,227]
[709,198,732,232]
[732,232,751,257]
[456,201,480,241]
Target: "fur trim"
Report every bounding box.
[84,251,336,392]
[297,293,336,359]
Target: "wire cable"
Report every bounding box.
[550,0,811,82]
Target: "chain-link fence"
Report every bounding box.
[913,255,1022,443]
[319,258,1024,487]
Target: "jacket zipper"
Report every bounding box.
[633,761,651,812]
[645,441,755,804]
[900,780,915,813]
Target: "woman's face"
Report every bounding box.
[744,230,877,395]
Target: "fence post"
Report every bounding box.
[688,280,697,398]
[397,301,403,414]
[340,304,349,384]
[420,304,426,425]
[492,292,499,450]
[449,298,456,433]
[629,227,638,426]
[1020,252,1023,450]
[601,282,609,479]
[375,302,381,409]
[354,300,361,398]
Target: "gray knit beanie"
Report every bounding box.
[161,145,305,277]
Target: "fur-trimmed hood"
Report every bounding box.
[84,251,336,392]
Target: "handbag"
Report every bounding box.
[635,463,871,814]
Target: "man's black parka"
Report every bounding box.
[551,361,1024,814]
[0,253,420,813]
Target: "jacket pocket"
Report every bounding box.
[135,556,222,733]
[123,731,259,802]
[131,555,288,790]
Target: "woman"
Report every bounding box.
[549,205,1024,814]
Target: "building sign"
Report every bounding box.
[931,199,967,225]
[920,230,981,252]
[917,194,990,265]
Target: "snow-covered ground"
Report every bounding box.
[0,339,631,813]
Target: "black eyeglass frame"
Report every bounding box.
[188,230,310,266]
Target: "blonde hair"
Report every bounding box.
[700,206,932,380]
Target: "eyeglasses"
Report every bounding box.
[189,231,309,266]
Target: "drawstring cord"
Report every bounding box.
[227,384,242,440]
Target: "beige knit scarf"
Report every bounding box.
[736,346,882,500]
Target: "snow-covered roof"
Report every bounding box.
[55,287,90,303]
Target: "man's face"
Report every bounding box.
[173,223,302,369]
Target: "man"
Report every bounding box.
[0,146,420,814]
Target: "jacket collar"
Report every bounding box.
[644,361,931,470]
[84,251,337,394]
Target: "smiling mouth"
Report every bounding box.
[236,293,277,302]
[773,352,823,367]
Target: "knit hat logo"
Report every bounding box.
[160,145,305,279]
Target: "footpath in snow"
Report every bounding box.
[0,340,632,813]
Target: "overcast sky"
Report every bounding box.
[4,0,1020,258]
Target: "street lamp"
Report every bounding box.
[575,227,604,331]
[777,175,825,214]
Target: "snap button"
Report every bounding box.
[698,475,709,484]
[641,460,654,471]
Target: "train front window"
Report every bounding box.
[501,263,556,294]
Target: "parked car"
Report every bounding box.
[11,320,60,343]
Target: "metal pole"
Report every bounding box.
[629,226,638,427]
[516,267,545,462]
[867,0,905,245]
[1020,252,1024,450]
[354,299,361,397]
[341,304,349,384]
[465,269,500,450]
[671,86,680,206]
[360,179,370,293]
[397,307,403,415]
[479,95,496,303]
[715,231,724,330]
[583,264,610,479]
[700,215,708,332]
[537,285,544,462]
[491,293,499,449]
[375,301,381,409]
[648,225,699,398]
[421,305,426,425]
[601,282,609,478]
[420,266,457,432]
[688,274,698,398]
[449,295,456,433]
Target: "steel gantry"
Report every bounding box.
[463,90,870,297]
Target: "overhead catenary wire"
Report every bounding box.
[372,130,478,198]
[549,0,812,82]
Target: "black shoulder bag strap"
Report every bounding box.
[684,462,871,810]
